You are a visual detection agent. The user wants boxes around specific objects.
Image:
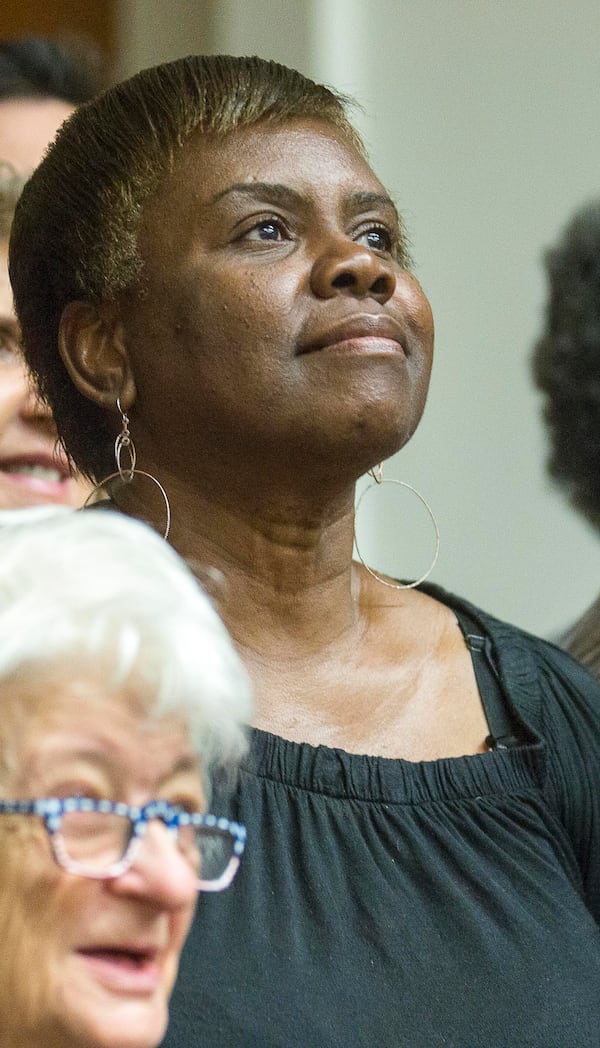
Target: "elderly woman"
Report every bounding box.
[0,507,251,1048]
[9,55,600,1047]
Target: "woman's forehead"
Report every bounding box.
[0,678,197,789]
[0,98,75,174]
[163,117,385,206]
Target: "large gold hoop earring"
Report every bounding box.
[83,397,171,540]
[353,463,440,590]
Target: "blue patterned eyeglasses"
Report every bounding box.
[0,797,246,891]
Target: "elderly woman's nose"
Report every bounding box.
[110,822,198,907]
[310,238,396,303]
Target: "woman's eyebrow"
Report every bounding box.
[208,182,306,209]
[165,753,200,776]
[346,191,400,222]
[207,184,399,220]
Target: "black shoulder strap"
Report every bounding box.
[454,606,524,749]
[418,580,544,740]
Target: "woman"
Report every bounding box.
[0,35,103,172]
[9,55,600,1047]
[0,38,97,510]
[533,199,600,675]
[0,506,251,1048]
[0,164,88,507]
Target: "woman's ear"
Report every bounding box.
[58,301,137,410]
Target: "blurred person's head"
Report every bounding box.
[0,506,251,1048]
[0,36,104,171]
[533,200,600,531]
[0,163,88,507]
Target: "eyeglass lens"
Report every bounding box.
[59,810,236,885]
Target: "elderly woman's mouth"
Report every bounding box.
[76,945,163,993]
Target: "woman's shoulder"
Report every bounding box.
[422,579,600,740]
[423,581,600,918]
[367,572,600,738]
[422,579,600,678]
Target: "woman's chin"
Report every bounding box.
[339,423,421,481]
[55,979,169,1048]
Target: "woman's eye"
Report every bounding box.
[166,791,204,815]
[356,226,394,253]
[46,780,106,801]
[243,218,287,242]
[62,789,102,801]
[0,329,19,363]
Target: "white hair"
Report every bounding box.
[0,507,252,775]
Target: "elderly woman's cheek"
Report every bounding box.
[0,820,69,1035]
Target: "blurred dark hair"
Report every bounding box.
[0,36,105,104]
[532,200,600,529]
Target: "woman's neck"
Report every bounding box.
[166,480,363,657]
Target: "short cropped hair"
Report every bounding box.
[532,200,600,529]
[0,37,103,103]
[0,163,26,239]
[0,507,251,782]
[9,53,363,480]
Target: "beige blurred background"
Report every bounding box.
[2,0,599,636]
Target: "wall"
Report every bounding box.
[114,0,600,635]
[0,0,116,63]
[348,0,600,638]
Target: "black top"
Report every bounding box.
[163,586,600,1048]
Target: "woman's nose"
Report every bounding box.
[21,383,54,424]
[0,365,54,430]
[109,821,198,909]
[310,237,396,303]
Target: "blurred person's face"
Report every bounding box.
[0,239,88,507]
[0,678,202,1048]
[0,97,73,172]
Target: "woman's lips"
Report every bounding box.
[0,456,71,498]
[298,313,407,355]
[76,946,163,994]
